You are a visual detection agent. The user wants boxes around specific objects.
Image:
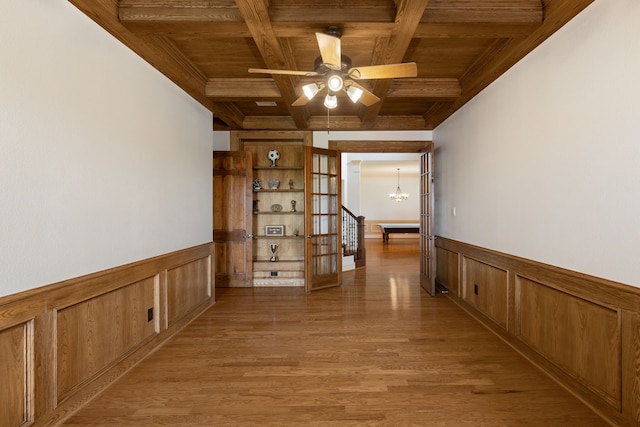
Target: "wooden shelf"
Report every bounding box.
[254,189,303,193]
[253,166,303,171]
[254,235,304,239]
[253,211,304,215]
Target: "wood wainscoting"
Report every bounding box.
[436,237,640,427]
[0,243,214,427]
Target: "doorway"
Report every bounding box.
[329,140,436,296]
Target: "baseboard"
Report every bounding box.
[436,237,640,427]
[0,243,214,427]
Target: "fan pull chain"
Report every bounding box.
[327,107,330,134]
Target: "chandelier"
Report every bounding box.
[389,168,409,202]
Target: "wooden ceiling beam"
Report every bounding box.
[414,22,540,39]
[121,20,539,40]
[422,0,543,24]
[119,0,243,22]
[241,115,427,130]
[360,0,431,128]
[207,78,460,100]
[388,79,461,99]
[118,0,542,25]
[268,0,396,23]
[206,79,281,99]
[234,0,309,128]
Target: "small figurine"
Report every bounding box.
[267,149,280,167]
[290,200,297,212]
[288,178,294,189]
[253,179,262,190]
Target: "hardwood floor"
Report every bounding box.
[63,239,607,426]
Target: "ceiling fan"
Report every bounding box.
[248,26,417,109]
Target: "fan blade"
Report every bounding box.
[248,68,318,77]
[345,80,380,106]
[315,32,341,70]
[347,62,417,80]
[292,94,310,106]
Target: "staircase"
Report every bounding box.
[342,206,366,271]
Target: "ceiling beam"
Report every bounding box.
[329,140,431,153]
[118,0,543,25]
[241,115,428,131]
[422,0,543,24]
[118,0,243,22]
[268,0,396,23]
[121,20,539,40]
[234,0,310,128]
[387,79,461,99]
[360,0,431,128]
[207,78,461,101]
[206,79,281,99]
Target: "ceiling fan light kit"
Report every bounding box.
[323,93,338,109]
[326,72,344,92]
[302,83,321,100]
[248,26,417,110]
[346,85,363,103]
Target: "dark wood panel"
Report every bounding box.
[517,275,621,408]
[56,277,157,400]
[435,246,459,296]
[0,322,30,427]
[167,256,211,324]
[462,256,508,329]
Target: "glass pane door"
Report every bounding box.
[305,147,341,291]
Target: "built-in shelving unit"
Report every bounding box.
[238,133,310,287]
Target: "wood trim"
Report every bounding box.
[435,236,640,427]
[0,243,214,426]
[329,140,432,153]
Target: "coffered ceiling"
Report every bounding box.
[69,0,593,131]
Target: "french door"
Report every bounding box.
[419,145,436,296]
[305,147,341,292]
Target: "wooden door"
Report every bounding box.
[419,145,436,296]
[212,151,253,287]
[305,147,341,292]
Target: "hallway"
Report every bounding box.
[62,239,606,426]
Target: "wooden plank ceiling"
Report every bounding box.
[68,0,594,131]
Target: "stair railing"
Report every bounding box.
[341,206,366,268]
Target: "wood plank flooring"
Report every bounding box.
[63,239,607,426]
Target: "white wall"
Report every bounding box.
[434,0,640,287]
[360,172,420,221]
[0,1,213,297]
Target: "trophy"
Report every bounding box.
[269,243,279,262]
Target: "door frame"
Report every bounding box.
[329,139,436,295]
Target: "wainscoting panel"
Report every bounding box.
[167,255,212,327]
[0,243,213,427]
[436,237,640,427]
[56,276,157,401]
[0,321,31,427]
[517,275,621,408]
[462,257,509,329]
[435,247,459,296]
